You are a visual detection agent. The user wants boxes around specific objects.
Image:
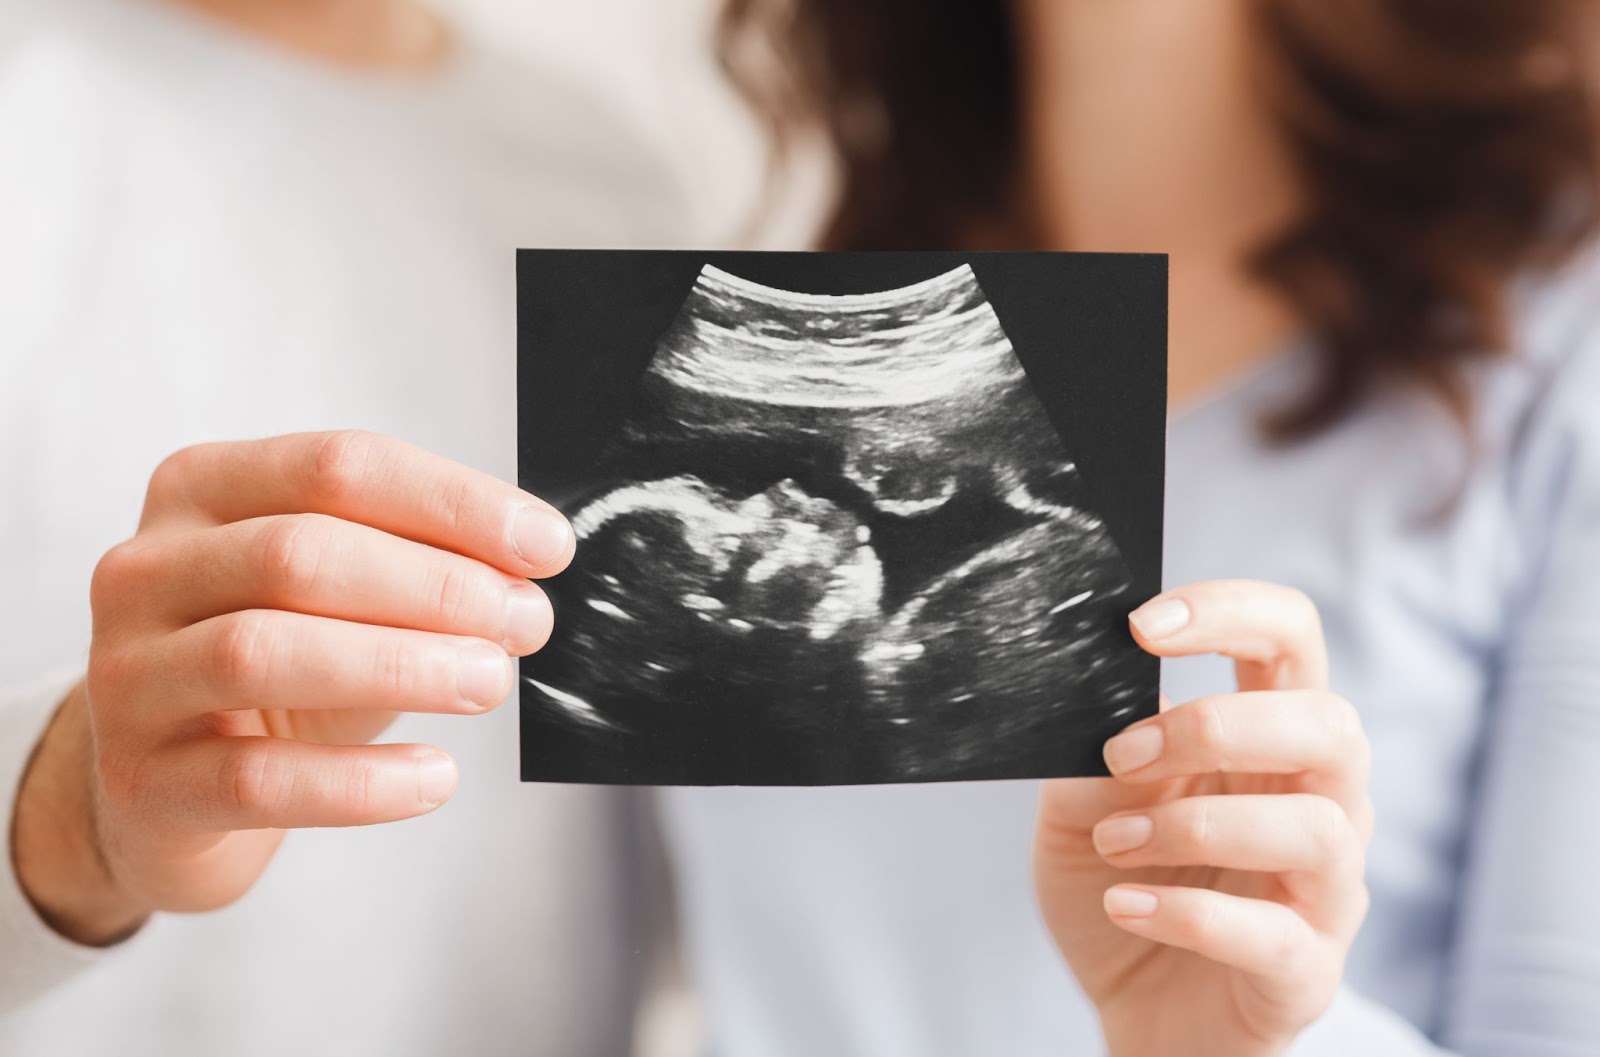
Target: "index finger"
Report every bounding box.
[1126,579,1328,692]
[139,430,574,579]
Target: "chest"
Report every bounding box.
[1164,394,1518,925]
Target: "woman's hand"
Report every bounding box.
[12,431,573,945]
[1034,580,1373,1057]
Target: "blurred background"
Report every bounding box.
[437,0,824,248]
[5,3,1594,1056]
[0,0,826,245]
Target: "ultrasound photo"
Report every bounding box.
[517,251,1166,785]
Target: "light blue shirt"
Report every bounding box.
[658,250,1600,1057]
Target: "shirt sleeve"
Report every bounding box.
[1293,293,1600,1056]
[0,666,110,1015]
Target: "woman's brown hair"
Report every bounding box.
[719,0,1600,437]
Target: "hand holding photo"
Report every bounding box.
[517,251,1166,785]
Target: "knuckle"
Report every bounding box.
[1320,694,1372,772]
[1034,784,1091,860]
[93,740,146,813]
[1350,882,1373,929]
[1272,914,1313,974]
[1301,795,1353,864]
[259,514,337,597]
[343,759,379,814]
[1350,794,1377,845]
[309,429,381,501]
[370,635,430,701]
[1318,693,1363,744]
[1281,584,1320,625]
[1179,895,1226,949]
[432,472,478,538]
[88,544,131,604]
[90,539,154,611]
[428,560,491,629]
[219,743,291,817]
[1182,696,1231,758]
[1211,578,1253,607]
[1200,579,1323,647]
[1176,801,1216,853]
[212,610,278,690]
[84,644,141,714]
[146,445,204,507]
[1190,578,1254,624]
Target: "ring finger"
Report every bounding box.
[1094,793,1365,928]
[1103,691,1372,824]
[129,513,553,654]
[116,610,515,730]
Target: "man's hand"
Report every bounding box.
[11,431,573,944]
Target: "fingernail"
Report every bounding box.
[503,582,552,654]
[416,752,458,808]
[1104,723,1164,773]
[1104,886,1159,918]
[512,506,573,571]
[1094,814,1154,855]
[1130,597,1190,640]
[455,642,512,710]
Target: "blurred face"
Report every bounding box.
[1012,0,1301,257]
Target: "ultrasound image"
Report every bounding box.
[520,260,1150,785]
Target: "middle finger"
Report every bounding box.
[1103,690,1372,821]
[125,610,517,729]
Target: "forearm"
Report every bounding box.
[0,668,118,1013]
[11,681,148,947]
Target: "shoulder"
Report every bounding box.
[1484,243,1600,564]
[1502,243,1600,457]
[1510,240,1600,382]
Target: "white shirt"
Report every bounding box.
[0,1,690,1053]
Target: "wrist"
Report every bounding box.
[10,682,149,946]
[1105,1040,1287,1057]
[1101,1013,1290,1057]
